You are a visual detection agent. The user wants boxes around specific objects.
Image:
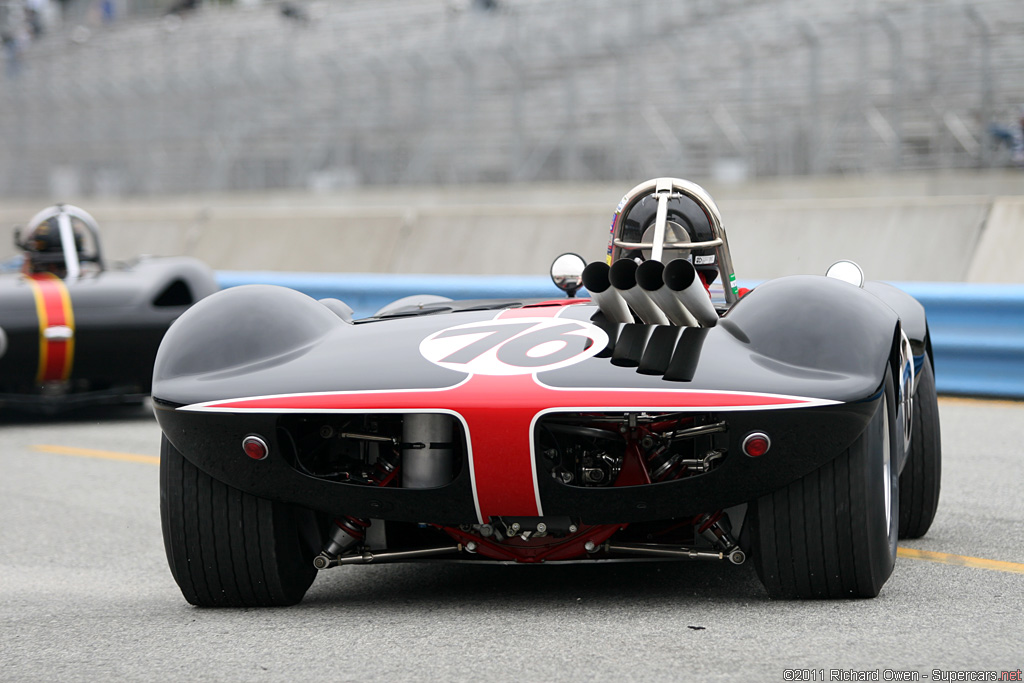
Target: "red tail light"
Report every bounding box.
[242,435,269,460]
[742,432,770,457]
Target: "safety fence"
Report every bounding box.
[2,0,1023,197]
[217,272,1024,399]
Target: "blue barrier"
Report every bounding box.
[890,282,1024,399]
[216,272,1024,399]
[216,271,564,318]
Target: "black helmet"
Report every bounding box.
[17,205,95,277]
[614,192,719,284]
[23,218,71,253]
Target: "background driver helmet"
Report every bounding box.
[616,193,719,285]
[18,206,89,277]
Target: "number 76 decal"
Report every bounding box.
[419,318,609,376]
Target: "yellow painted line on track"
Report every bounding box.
[31,444,159,466]
[938,396,1024,408]
[898,547,1024,575]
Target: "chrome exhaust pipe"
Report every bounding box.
[609,259,669,326]
[635,260,699,327]
[663,259,719,328]
[402,414,455,488]
[581,262,633,324]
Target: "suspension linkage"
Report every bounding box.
[588,541,746,565]
[314,545,463,569]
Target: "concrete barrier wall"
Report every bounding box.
[2,172,1022,281]
[720,197,992,281]
[966,198,1024,283]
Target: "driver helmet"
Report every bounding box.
[616,193,719,284]
[18,205,92,278]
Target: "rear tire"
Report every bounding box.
[898,356,941,538]
[159,435,322,607]
[749,369,899,599]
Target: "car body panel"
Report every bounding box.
[0,256,217,410]
[153,274,901,525]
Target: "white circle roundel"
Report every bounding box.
[419,317,608,376]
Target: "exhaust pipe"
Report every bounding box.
[402,414,454,488]
[609,260,669,326]
[663,259,719,328]
[581,262,633,324]
[635,260,699,327]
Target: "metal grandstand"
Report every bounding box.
[0,0,1021,196]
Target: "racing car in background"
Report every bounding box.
[155,177,941,605]
[0,204,218,412]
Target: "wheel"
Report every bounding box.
[159,435,322,607]
[748,368,899,599]
[898,355,941,538]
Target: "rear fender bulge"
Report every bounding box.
[722,275,900,384]
[153,284,343,384]
[863,281,928,351]
[865,280,932,396]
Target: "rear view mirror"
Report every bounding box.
[825,260,865,288]
[550,253,586,298]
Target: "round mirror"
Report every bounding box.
[550,253,587,298]
[825,260,865,288]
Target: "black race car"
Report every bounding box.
[0,204,218,412]
[155,178,941,605]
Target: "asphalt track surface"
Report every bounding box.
[2,398,1022,682]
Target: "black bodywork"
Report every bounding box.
[153,275,925,524]
[0,256,218,411]
[155,177,939,604]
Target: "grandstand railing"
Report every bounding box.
[0,0,1021,197]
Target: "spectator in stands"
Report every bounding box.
[989,109,1024,166]
[24,0,44,37]
[279,1,309,24]
[100,0,115,24]
[0,0,27,78]
[1019,109,1024,165]
[165,0,197,17]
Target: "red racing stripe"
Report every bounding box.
[27,273,75,383]
[188,380,822,523]
[496,301,587,318]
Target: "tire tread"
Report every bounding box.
[750,371,898,599]
[159,436,319,607]
[898,357,941,539]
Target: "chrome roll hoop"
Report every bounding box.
[608,177,739,306]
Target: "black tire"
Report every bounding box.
[749,369,899,599]
[159,436,322,607]
[898,356,941,539]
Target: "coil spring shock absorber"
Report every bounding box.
[313,455,398,570]
[695,511,746,565]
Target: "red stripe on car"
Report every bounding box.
[27,273,75,383]
[188,379,823,523]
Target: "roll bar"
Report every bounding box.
[21,204,105,281]
[607,178,739,305]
